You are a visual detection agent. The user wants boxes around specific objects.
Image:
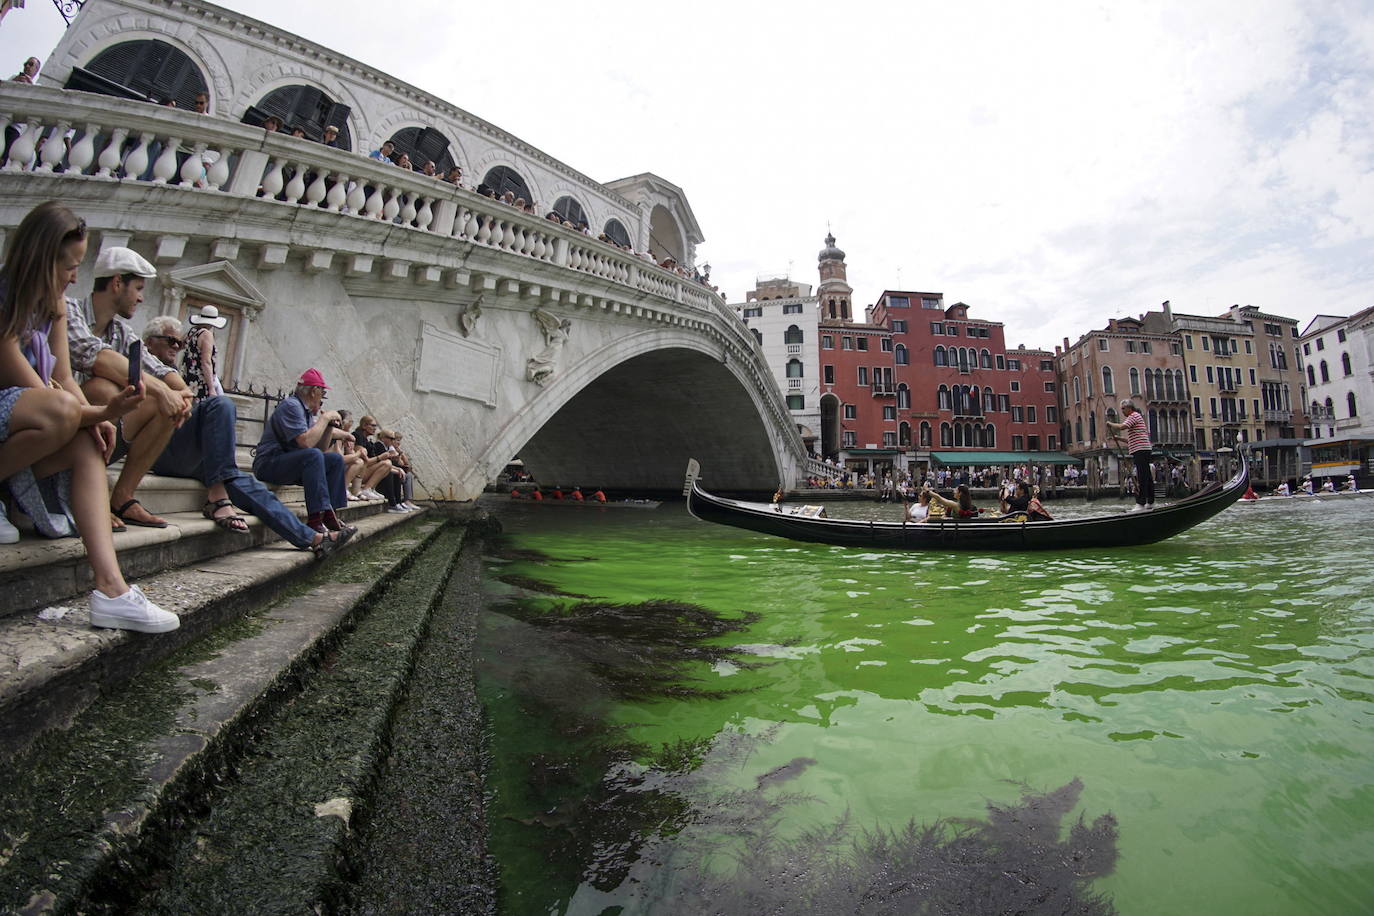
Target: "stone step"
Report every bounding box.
[0,508,442,759]
[0,495,394,623]
[0,513,461,914]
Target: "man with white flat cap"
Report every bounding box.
[67,246,194,530]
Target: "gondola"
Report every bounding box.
[684,460,1248,551]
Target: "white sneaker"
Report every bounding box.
[386,504,408,513]
[402,501,420,511]
[1144,504,1155,511]
[1129,504,1147,513]
[89,584,180,633]
[0,512,18,544]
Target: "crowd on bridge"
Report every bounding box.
[0,200,426,635]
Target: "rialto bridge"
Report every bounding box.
[0,1,816,499]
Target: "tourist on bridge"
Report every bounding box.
[1106,399,1154,512]
[253,368,354,535]
[0,201,177,632]
[66,247,193,531]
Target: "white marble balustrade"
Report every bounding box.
[0,84,726,314]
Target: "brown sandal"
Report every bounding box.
[202,499,249,534]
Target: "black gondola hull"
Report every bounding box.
[687,463,1248,551]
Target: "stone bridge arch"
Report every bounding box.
[466,328,789,495]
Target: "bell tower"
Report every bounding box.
[817,232,853,321]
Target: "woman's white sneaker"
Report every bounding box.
[0,512,18,544]
[89,585,180,633]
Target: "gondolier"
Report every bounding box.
[1107,399,1154,512]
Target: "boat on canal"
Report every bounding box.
[685,460,1249,551]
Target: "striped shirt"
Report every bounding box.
[1122,411,1152,454]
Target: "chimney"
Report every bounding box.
[1162,300,1172,321]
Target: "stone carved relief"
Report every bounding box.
[457,294,483,337]
[526,308,571,387]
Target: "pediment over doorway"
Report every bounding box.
[163,260,268,317]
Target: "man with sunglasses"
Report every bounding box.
[66,247,194,530]
[143,322,352,557]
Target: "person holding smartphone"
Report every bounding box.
[66,247,194,531]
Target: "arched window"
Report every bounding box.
[604,219,631,248]
[1312,399,1322,418]
[1307,365,1316,386]
[482,166,531,201]
[1075,416,1083,443]
[920,421,931,446]
[1106,407,1118,423]
[73,39,210,113]
[786,359,803,378]
[1102,366,1114,395]
[1073,377,1081,404]
[1349,392,1359,417]
[953,423,964,447]
[980,348,992,368]
[750,328,762,346]
[784,325,804,344]
[985,424,996,448]
[934,346,947,367]
[1144,370,1155,400]
[983,389,995,412]
[957,348,970,372]
[388,126,455,171]
[1129,367,1140,395]
[1343,353,1353,376]
[1089,412,1098,442]
[938,385,951,410]
[895,344,909,366]
[899,422,911,447]
[552,195,587,227]
[970,386,981,416]
[1147,409,1158,442]
[1320,360,1330,383]
[246,85,354,149]
[1325,396,1334,416]
[940,422,952,447]
[897,384,910,409]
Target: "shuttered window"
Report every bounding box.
[388,126,454,172]
[481,166,531,202]
[243,85,353,151]
[70,39,208,109]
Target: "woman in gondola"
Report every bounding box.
[927,483,980,520]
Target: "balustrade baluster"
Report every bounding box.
[67,123,98,174]
[121,131,152,180]
[415,197,434,231]
[36,121,68,172]
[533,232,547,260]
[260,157,286,197]
[5,120,41,170]
[568,246,581,270]
[326,174,349,212]
[305,169,328,206]
[151,137,180,183]
[205,148,232,190]
[363,183,386,219]
[500,220,516,250]
[283,162,307,203]
[95,127,127,177]
[399,192,417,225]
[382,188,401,222]
[179,141,208,185]
[475,213,493,245]
[512,225,528,255]
[345,179,367,214]
[462,208,480,240]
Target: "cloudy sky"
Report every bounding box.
[4,0,1371,349]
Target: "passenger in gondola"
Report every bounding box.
[926,483,979,520]
[905,488,931,522]
[1000,480,1053,520]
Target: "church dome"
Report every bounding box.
[818,232,845,263]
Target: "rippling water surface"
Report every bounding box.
[476,494,1374,915]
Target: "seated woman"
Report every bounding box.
[0,201,177,632]
[1000,480,1052,521]
[924,484,979,520]
[905,488,931,523]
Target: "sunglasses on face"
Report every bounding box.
[153,335,184,349]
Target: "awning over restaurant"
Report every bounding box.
[930,451,1083,466]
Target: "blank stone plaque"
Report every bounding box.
[414,322,501,407]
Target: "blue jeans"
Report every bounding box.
[152,396,318,549]
[253,446,347,516]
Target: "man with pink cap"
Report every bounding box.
[253,368,354,534]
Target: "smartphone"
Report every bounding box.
[127,339,142,390]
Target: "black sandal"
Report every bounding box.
[202,499,249,534]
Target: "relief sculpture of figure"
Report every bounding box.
[457,294,483,337]
[526,308,571,386]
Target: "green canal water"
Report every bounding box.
[476,494,1374,915]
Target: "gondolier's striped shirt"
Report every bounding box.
[1123,411,1152,454]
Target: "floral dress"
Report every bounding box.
[181,327,221,401]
